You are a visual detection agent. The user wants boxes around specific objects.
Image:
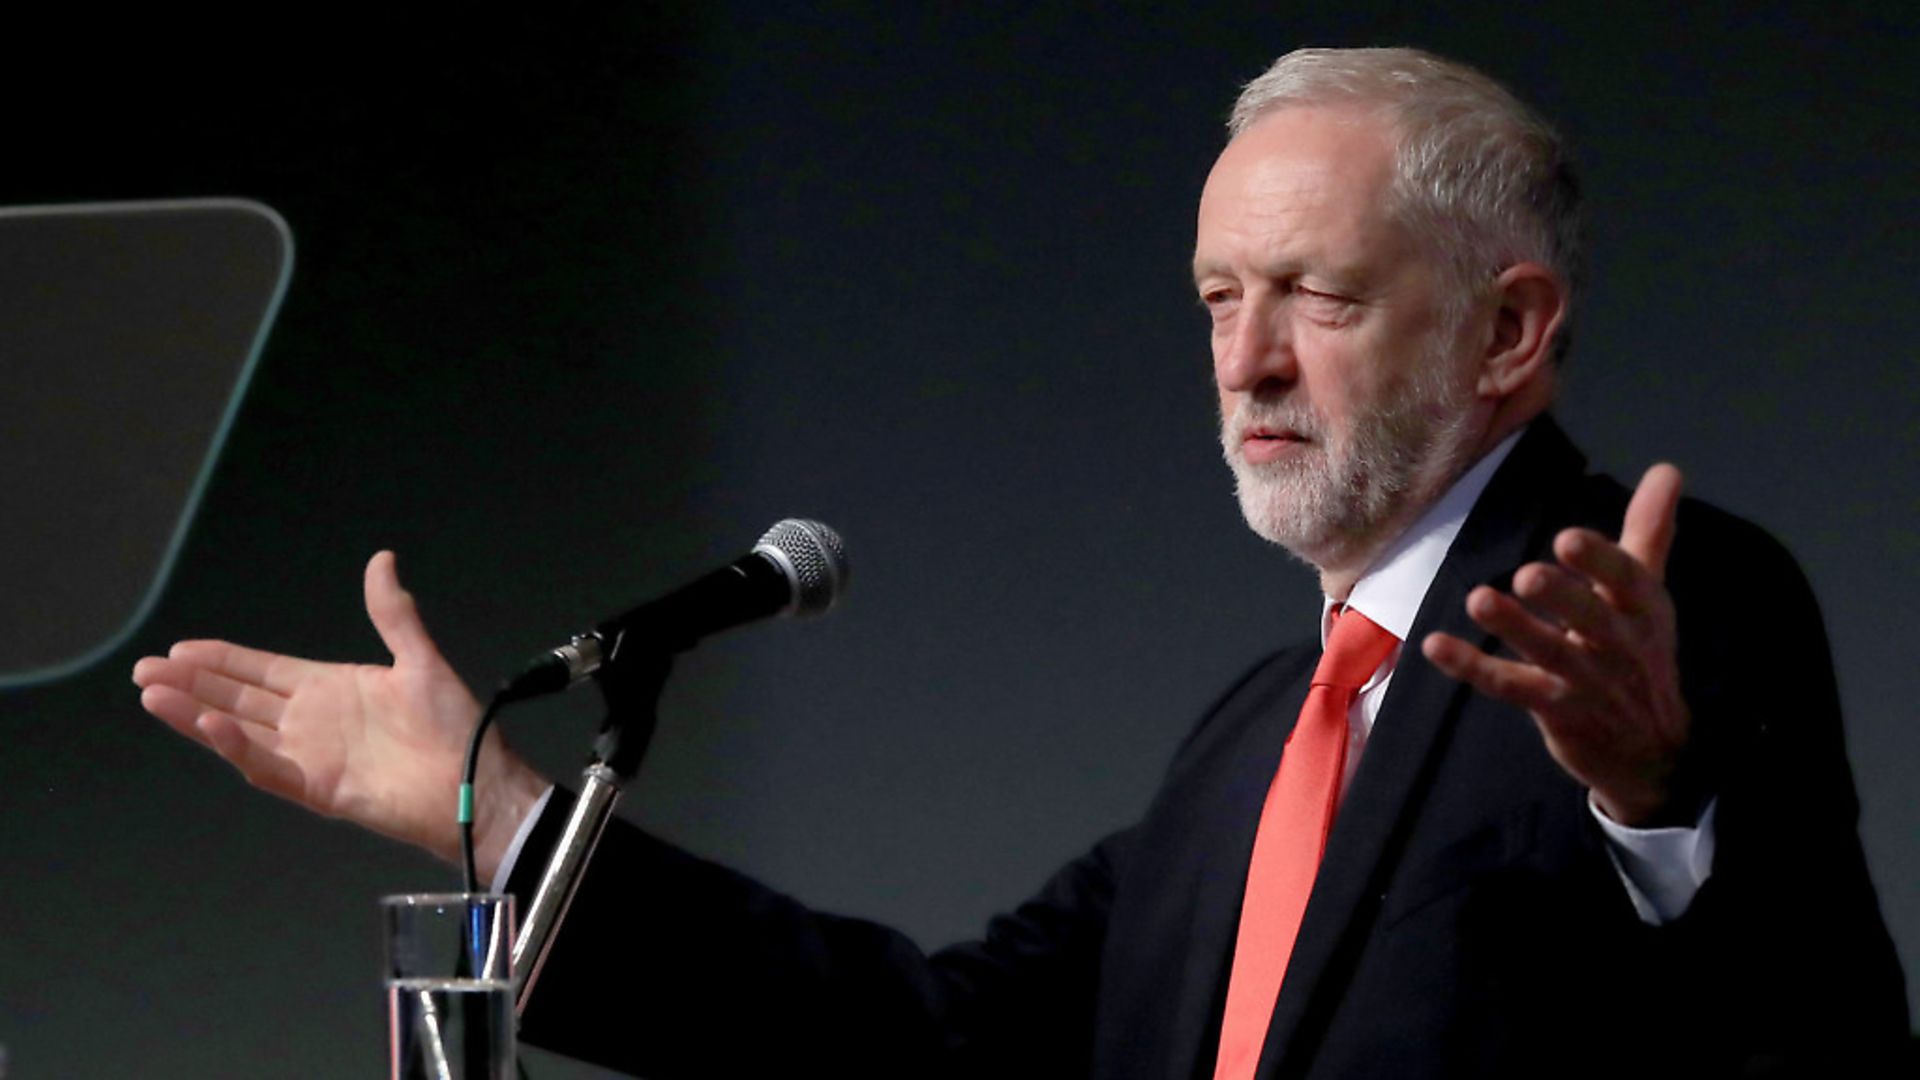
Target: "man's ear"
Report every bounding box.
[1474,262,1566,400]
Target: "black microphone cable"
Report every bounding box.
[460,691,510,895]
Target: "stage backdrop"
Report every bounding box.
[1,6,1914,1076]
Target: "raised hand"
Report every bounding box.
[1421,465,1691,826]
[133,551,548,877]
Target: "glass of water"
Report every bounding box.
[383,893,516,1080]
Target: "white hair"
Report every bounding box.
[1230,47,1584,361]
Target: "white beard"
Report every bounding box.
[1221,346,1479,571]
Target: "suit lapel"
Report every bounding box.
[1128,649,1317,1080]
[1254,418,1588,1076]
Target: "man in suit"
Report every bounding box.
[135,47,1907,1077]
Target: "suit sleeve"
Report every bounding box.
[1652,501,1909,1073]
[507,796,1127,1078]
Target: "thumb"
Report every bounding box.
[364,550,444,665]
[1620,463,1683,582]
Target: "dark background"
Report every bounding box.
[2,5,1915,1077]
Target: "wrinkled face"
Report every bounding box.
[1194,106,1482,570]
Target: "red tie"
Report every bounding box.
[1212,606,1399,1080]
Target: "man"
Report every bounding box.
[135,47,1906,1077]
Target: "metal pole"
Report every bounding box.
[511,762,623,1014]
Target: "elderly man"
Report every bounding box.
[136,47,1905,1078]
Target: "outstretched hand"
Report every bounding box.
[134,552,548,878]
[1421,465,1691,826]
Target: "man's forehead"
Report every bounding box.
[1204,106,1397,205]
[1193,106,1401,271]
[1198,153,1346,228]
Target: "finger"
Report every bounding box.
[1552,530,1665,617]
[194,712,308,801]
[1463,585,1594,678]
[135,656,288,726]
[1421,631,1570,713]
[132,655,169,688]
[141,683,220,747]
[1511,561,1619,641]
[1618,463,1683,582]
[365,551,443,665]
[177,661,291,727]
[163,639,322,696]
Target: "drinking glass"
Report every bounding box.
[383,893,516,1080]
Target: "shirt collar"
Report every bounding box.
[1322,428,1525,646]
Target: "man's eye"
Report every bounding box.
[1199,289,1238,314]
[1294,286,1358,320]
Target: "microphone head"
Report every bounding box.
[753,518,849,617]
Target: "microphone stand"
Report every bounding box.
[510,635,672,1016]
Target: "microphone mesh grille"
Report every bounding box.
[755,518,849,616]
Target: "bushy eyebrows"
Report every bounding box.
[1191,253,1281,286]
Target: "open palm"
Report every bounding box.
[135,551,495,863]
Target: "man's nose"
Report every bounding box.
[1214,303,1297,394]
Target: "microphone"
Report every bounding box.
[500,518,848,701]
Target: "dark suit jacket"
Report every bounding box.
[508,417,1908,1078]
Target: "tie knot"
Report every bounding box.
[1312,607,1399,690]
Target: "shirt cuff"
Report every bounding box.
[488,784,556,896]
[1590,794,1717,925]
